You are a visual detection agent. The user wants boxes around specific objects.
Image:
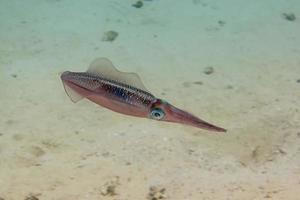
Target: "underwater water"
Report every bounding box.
[0,0,300,199]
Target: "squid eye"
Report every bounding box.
[150,108,165,120]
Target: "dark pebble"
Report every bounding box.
[24,195,39,200]
[218,20,226,26]
[102,31,118,42]
[226,85,233,89]
[283,13,296,21]
[11,74,18,78]
[193,81,203,85]
[203,66,214,75]
[132,1,143,8]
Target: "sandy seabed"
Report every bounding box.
[0,0,300,199]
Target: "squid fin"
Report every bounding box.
[62,81,84,103]
[87,57,149,92]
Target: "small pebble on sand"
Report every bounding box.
[11,74,18,78]
[132,1,143,8]
[203,66,214,75]
[193,81,203,85]
[147,186,167,200]
[283,13,296,21]
[226,85,233,89]
[218,20,226,26]
[24,195,39,200]
[100,177,120,196]
[102,31,119,42]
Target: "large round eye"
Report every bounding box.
[150,108,165,120]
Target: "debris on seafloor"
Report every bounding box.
[183,81,203,87]
[203,66,214,75]
[24,194,40,200]
[282,13,296,21]
[225,85,233,89]
[27,146,46,157]
[99,176,120,196]
[147,186,167,200]
[251,145,261,162]
[132,1,143,8]
[218,20,226,26]
[193,81,203,85]
[296,79,300,83]
[102,30,119,42]
[11,73,18,78]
